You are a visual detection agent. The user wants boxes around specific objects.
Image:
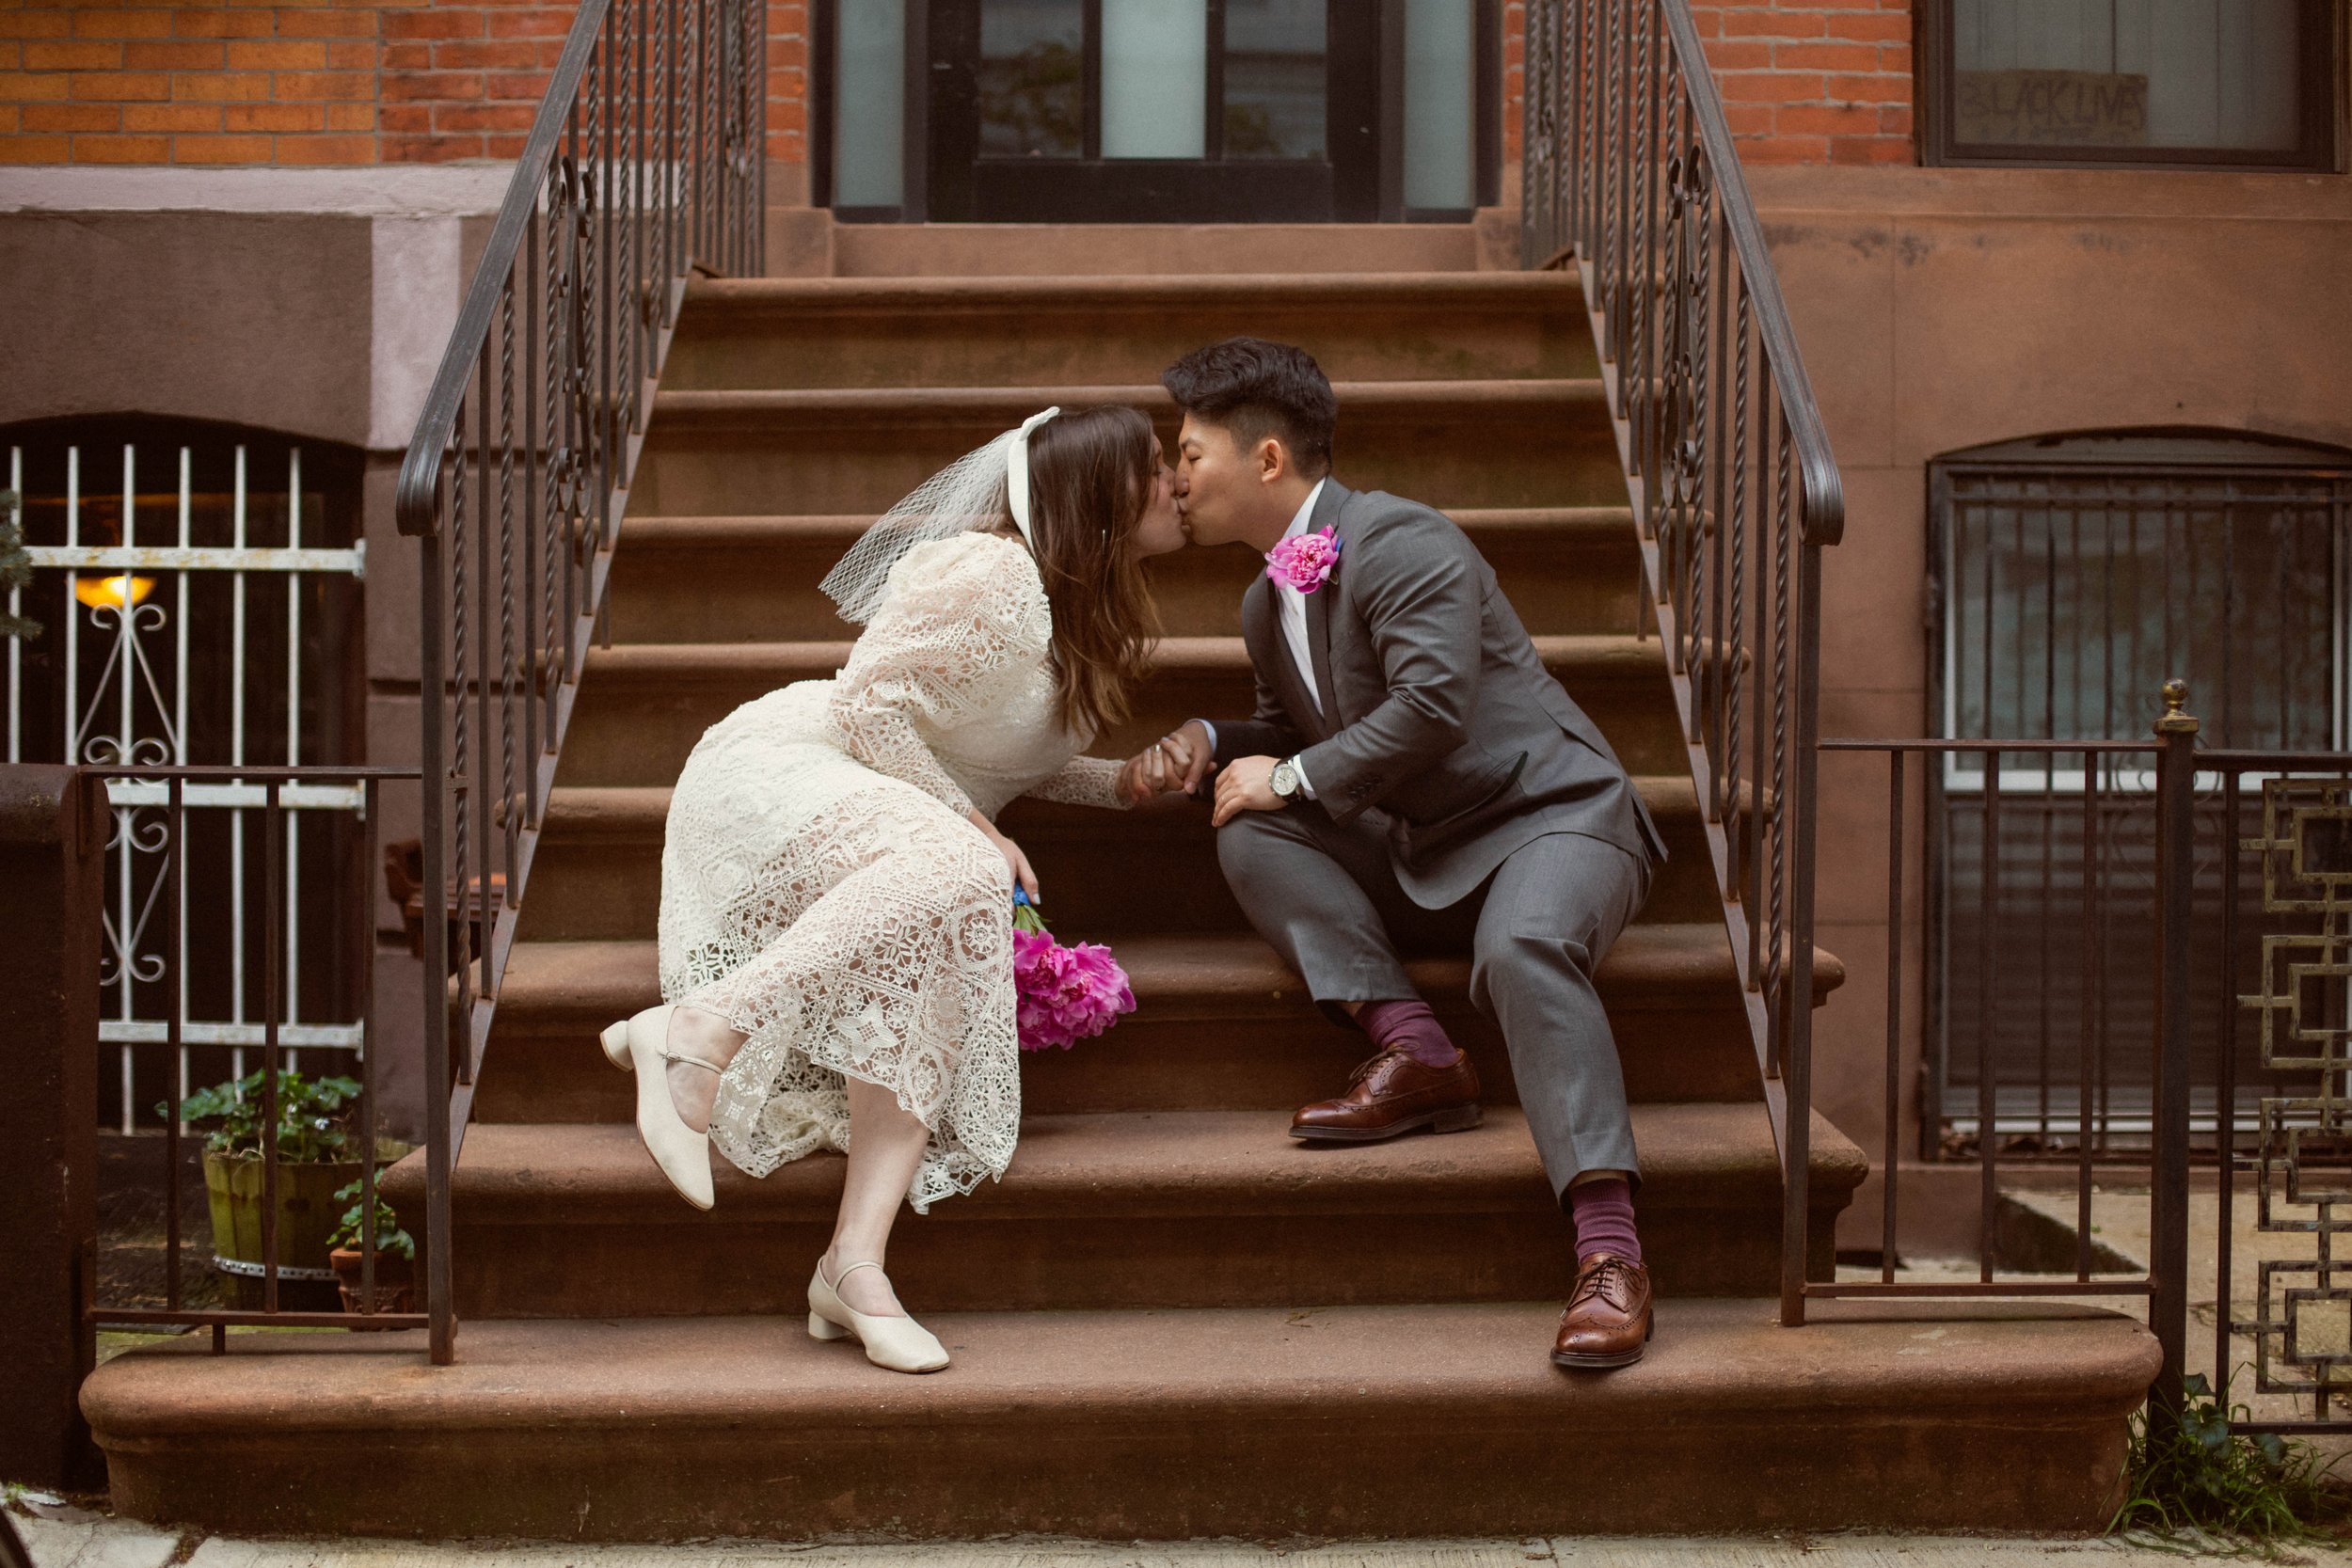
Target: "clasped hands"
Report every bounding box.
[1117,720,1284,827]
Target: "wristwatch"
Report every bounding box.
[1269,756,1303,803]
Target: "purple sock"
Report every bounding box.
[1355,998,1457,1069]
[1569,1176,1643,1267]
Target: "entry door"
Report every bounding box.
[926,0,1379,222]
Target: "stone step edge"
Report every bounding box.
[539,774,1713,843]
[481,927,1844,1029]
[578,632,1676,683]
[682,271,1587,312]
[382,1105,1867,1224]
[617,505,1640,548]
[80,1300,2159,1437]
[652,380,1611,427]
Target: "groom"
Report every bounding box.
[1137,338,1669,1369]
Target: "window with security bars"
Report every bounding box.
[4,416,369,1139]
[1929,432,2352,1156]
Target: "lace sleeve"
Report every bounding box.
[827,534,1044,818]
[1025,754,1130,810]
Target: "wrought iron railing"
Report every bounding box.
[1520,0,1845,1323]
[393,0,765,1362]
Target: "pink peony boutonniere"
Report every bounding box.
[1265,526,1341,594]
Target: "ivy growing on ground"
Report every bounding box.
[2110,1373,2348,1555]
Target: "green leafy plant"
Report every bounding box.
[0,490,39,641]
[327,1180,415,1261]
[164,1069,366,1163]
[2109,1373,2346,1553]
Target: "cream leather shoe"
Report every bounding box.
[807,1259,949,1373]
[611,1004,717,1212]
[598,1006,648,1071]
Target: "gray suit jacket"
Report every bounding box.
[1209,481,1666,909]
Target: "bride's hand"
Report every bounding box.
[967,810,1041,903]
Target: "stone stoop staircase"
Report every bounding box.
[84,261,2159,1541]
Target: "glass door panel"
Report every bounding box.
[1402,0,1475,209]
[1102,0,1207,159]
[978,0,1084,157]
[1224,0,1326,159]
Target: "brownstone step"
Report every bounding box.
[665,271,1597,389]
[83,1300,2158,1539]
[831,219,1482,277]
[517,773,1728,943]
[467,926,1836,1124]
[383,1103,1864,1316]
[629,379,1626,516]
[557,632,1688,784]
[608,505,1645,641]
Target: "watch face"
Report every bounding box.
[1272,760,1298,797]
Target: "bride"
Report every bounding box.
[598,404,1183,1372]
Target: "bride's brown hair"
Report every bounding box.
[1017,404,1163,741]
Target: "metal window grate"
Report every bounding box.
[1930,437,2352,1154]
[4,420,367,1136]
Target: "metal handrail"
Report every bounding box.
[392,0,765,1362]
[1520,0,1846,1323]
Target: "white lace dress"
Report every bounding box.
[657,531,1129,1212]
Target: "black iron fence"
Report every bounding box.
[1812,685,2352,1433]
[1520,0,1844,1322]
[76,766,423,1340]
[391,0,764,1364]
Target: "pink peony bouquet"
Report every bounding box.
[1009,888,1136,1052]
[1265,525,1341,593]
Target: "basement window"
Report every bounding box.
[1929,431,2352,1155]
[1919,0,2343,172]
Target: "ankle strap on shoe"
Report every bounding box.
[659,1049,725,1074]
[832,1259,885,1286]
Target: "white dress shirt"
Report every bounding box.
[1198,479,1327,800]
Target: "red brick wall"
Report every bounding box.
[0,0,807,167]
[1503,1,1916,174]
[4,1,1897,172]
[1692,0,1914,164]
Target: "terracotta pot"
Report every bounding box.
[329,1248,418,1323]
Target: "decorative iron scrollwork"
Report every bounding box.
[2236,778,2352,1414]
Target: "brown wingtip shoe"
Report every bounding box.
[1550,1253,1654,1370]
[1289,1046,1483,1144]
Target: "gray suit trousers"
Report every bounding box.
[1217,807,1648,1205]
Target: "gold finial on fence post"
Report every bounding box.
[2155,678,2200,736]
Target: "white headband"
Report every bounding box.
[1006,405,1060,549]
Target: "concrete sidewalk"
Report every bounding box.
[16,1508,2352,1568]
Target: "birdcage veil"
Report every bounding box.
[819,407,1060,625]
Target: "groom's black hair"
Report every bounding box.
[1161,338,1335,477]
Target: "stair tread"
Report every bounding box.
[654,379,1610,421]
[82,1298,2156,1434]
[580,632,1670,680]
[619,505,1638,546]
[541,774,1708,840]
[683,271,1587,310]
[407,1105,1865,1220]
[489,926,1840,1025]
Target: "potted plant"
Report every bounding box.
[326,1180,417,1323]
[168,1070,378,1308]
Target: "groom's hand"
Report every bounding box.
[1211,755,1282,827]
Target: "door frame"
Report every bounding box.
[812,0,1501,223]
